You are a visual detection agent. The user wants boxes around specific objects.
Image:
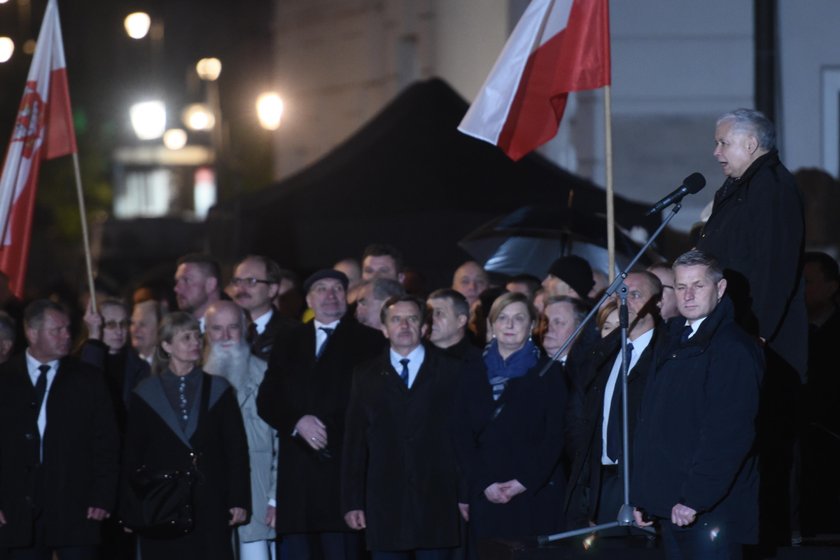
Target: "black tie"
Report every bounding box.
[607,342,633,462]
[399,358,410,386]
[246,322,259,345]
[34,364,50,411]
[681,325,693,343]
[316,327,334,359]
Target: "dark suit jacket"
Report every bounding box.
[80,341,150,431]
[454,354,569,540]
[341,345,461,551]
[256,314,386,533]
[120,371,251,560]
[564,325,662,527]
[631,297,764,544]
[697,149,807,378]
[0,354,119,547]
[248,308,298,362]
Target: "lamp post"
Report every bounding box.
[0,37,13,63]
[256,92,284,131]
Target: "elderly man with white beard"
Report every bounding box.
[204,301,278,560]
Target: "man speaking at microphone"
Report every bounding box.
[697,109,807,547]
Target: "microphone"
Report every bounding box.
[645,173,706,216]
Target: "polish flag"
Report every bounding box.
[0,0,77,297]
[458,0,610,161]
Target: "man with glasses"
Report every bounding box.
[230,255,298,361]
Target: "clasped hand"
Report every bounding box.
[484,479,526,504]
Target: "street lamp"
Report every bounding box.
[182,103,215,132]
[163,128,188,150]
[195,58,222,82]
[256,92,284,131]
[124,12,151,40]
[129,100,166,140]
[0,37,13,63]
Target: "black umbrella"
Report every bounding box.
[458,205,661,279]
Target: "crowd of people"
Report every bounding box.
[0,109,835,560]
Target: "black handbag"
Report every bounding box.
[124,373,211,538]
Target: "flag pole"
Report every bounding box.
[604,85,615,282]
[71,152,97,314]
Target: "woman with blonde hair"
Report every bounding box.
[120,312,251,560]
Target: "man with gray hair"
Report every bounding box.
[702,108,807,546]
[204,300,277,560]
[355,277,405,330]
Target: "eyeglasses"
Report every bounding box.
[229,277,274,288]
[104,320,130,330]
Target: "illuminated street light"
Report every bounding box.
[256,92,284,130]
[196,58,222,82]
[124,12,151,40]
[130,100,166,140]
[182,103,215,131]
[163,128,188,150]
[0,37,13,63]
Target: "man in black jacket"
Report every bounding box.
[342,295,461,559]
[257,269,385,560]
[0,299,119,558]
[565,271,663,529]
[632,251,763,560]
[699,108,807,546]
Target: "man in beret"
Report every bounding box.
[542,255,596,301]
[257,269,386,560]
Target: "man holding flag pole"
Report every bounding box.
[0,0,97,308]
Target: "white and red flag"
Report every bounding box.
[458,0,611,161]
[0,0,77,297]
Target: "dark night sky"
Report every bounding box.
[1,0,275,156]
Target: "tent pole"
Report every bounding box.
[603,85,615,282]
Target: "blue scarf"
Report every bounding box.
[483,338,540,400]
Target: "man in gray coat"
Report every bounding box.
[205,301,277,560]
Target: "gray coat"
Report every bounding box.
[206,353,277,542]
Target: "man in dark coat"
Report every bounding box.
[257,269,386,560]
[698,108,807,546]
[633,251,764,559]
[342,295,462,559]
[565,271,663,530]
[0,299,120,558]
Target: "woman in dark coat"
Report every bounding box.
[455,292,569,541]
[120,312,251,560]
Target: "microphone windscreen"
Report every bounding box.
[684,172,706,194]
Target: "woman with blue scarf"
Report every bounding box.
[454,291,569,543]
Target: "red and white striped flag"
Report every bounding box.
[0,0,77,297]
[458,0,610,161]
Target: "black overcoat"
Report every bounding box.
[0,354,119,547]
[631,297,764,544]
[564,325,662,526]
[454,354,569,540]
[341,345,461,551]
[256,315,386,533]
[697,150,807,378]
[120,371,251,560]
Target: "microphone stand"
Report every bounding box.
[535,202,683,545]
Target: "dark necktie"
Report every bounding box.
[34,364,50,411]
[399,358,410,386]
[246,322,259,345]
[681,325,693,343]
[607,342,633,462]
[316,327,334,359]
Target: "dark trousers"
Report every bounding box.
[5,514,99,560]
[372,549,450,560]
[660,520,743,560]
[282,532,361,560]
